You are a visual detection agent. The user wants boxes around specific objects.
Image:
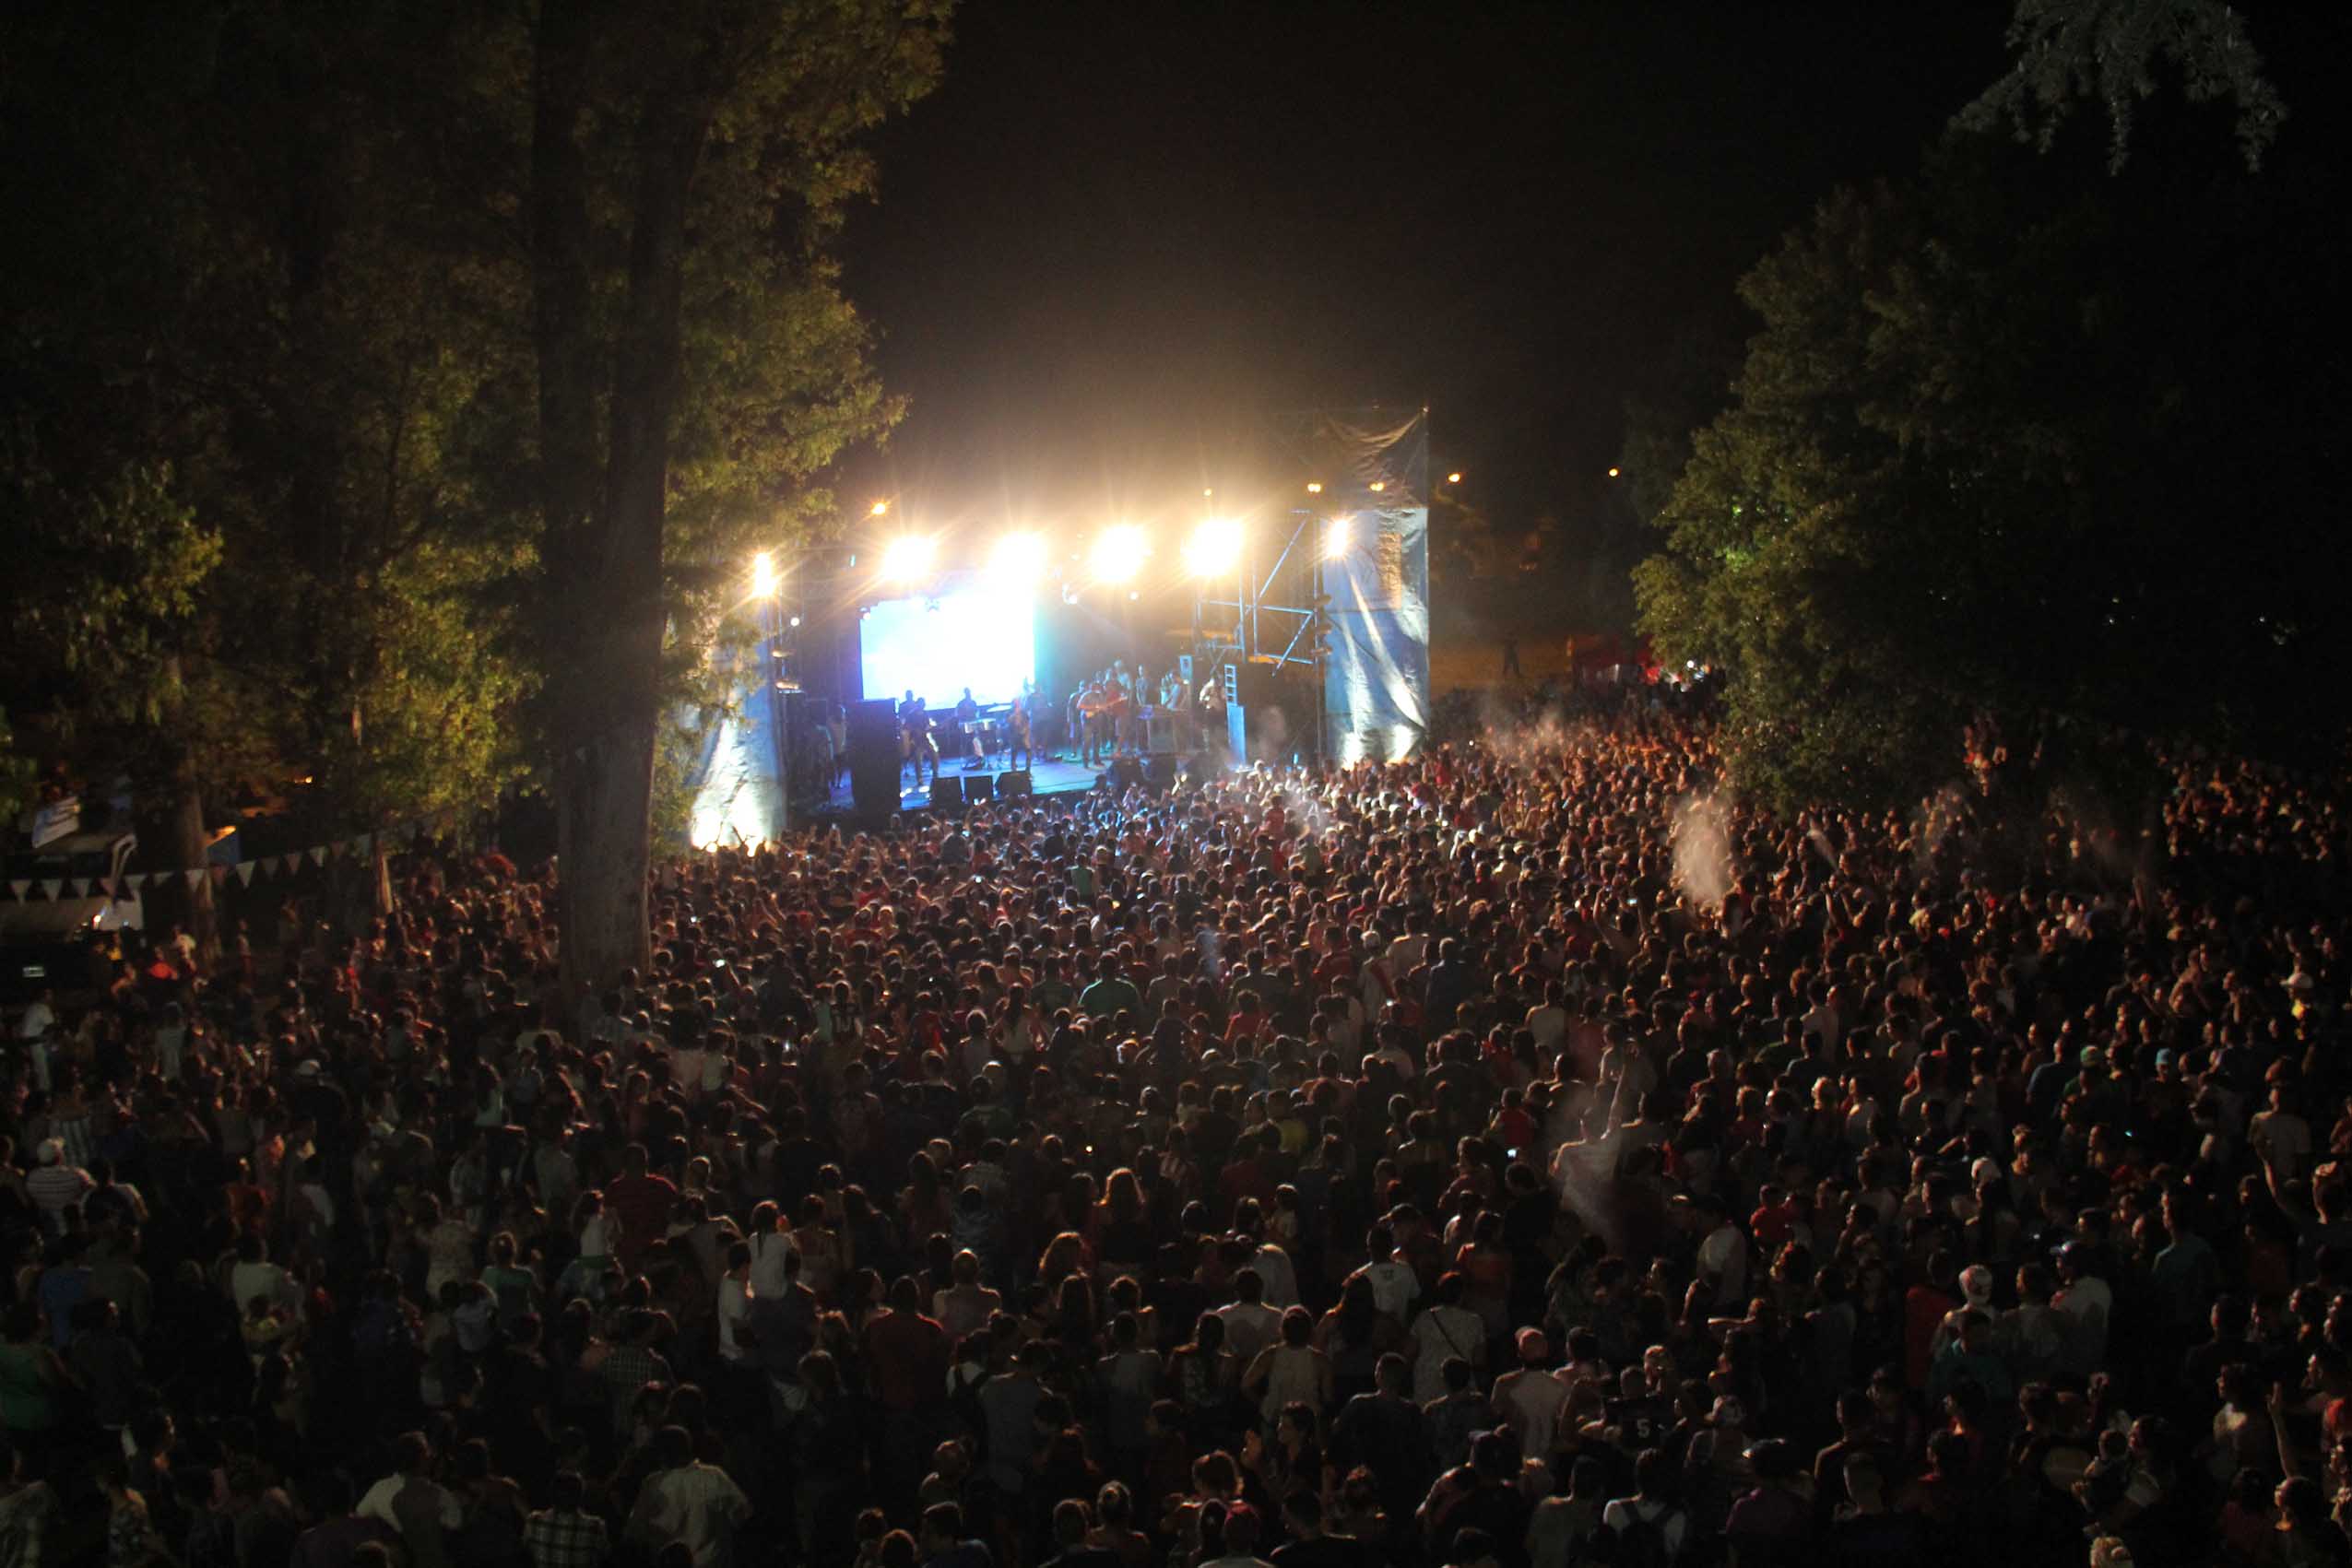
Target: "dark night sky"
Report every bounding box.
[835,0,2014,537]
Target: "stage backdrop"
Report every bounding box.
[1316,409,1430,764]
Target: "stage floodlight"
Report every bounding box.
[869,500,890,516]
[879,535,935,584]
[1369,480,1387,493]
[1607,466,1621,478]
[1091,525,1149,584]
[1447,471,1463,484]
[1184,516,1245,577]
[988,531,1048,585]
[787,614,801,628]
[750,551,779,598]
[1323,514,1353,559]
[1306,482,1323,494]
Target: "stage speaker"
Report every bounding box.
[847,698,901,819]
[1143,754,1178,790]
[1107,756,1145,791]
[1145,712,1178,753]
[999,770,1033,798]
[929,774,964,809]
[963,772,995,804]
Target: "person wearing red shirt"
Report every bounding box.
[603,1143,679,1274]
[1750,1185,1799,1252]
[863,1276,951,1413]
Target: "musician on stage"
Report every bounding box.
[1008,683,1034,770]
[954,686,984,768]
[1079,672,1110,768]
[898,690,939,786]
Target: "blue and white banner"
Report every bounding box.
[1319,409,1430,763]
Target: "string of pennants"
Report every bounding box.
[1,820,440,903]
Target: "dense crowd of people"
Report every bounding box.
[8,690,2352,1568]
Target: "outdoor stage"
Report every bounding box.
[811,754,1107,817]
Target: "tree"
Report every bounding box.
[1635,118,2345,809]
[0,1,536,948]
[1958,0,2287,172]
[523,0,947,992]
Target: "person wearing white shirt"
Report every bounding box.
[1692,1197,1748,1310]
[1214,1272,1285,1362]
[1345,1229,1419,1322]
[2052,1243,2113,1376]
[1524,983,1569,1055]
[1409,1274,1486,1403]
[15,990,55,1042]
[715,1242,754,1364]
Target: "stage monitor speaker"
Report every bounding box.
[963,772,995,803]
[929,774,964,809]
[1107,755,1145,791]
[999,769,1033,798]
[847,697,898,753]
[847,697,903,819]
[1142,754,1178,790]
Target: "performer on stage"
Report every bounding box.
[954,686,984,769]
[898,690,939,786]
[1008,683,1034,770]
[1079,673,1110,767]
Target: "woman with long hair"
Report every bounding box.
[1093,1168,1154,1284]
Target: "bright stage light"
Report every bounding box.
[988,532,1048,584]
[1607,466,1621,478]
[1306,482,1323,494]
[1369,481,1387,493]
[1183,516,1244,577]
[787,614,801,628]
[1091,525,1149,584]
[1324,515,1353,559]
[869,500,890,516]
[750,551,779,598]
[879,535,935,584]
[1447,471,1463,484]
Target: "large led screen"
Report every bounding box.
[858,589,1035,711]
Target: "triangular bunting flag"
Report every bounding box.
[39,878,63,899]
[353,833,372,856]
[128,872,149,890]
[266,856,287,875]
[234,863,256,887]
[6,880,28,900]
[308,845,328,867]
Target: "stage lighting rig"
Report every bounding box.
[879,535,936,584]
[1183,516,1244,576]
[988,532,1049,585]
[1091,525,1149,584]
[1322,515,1353,559]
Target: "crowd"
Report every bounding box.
[7,690,2352,1568]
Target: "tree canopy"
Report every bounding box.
[0,0,947,973]
[1636,104,2345,809]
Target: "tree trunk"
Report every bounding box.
[372,831,395,917]
[554,718,657,993]
[531,3,718,1004]
[168,761,219,970]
